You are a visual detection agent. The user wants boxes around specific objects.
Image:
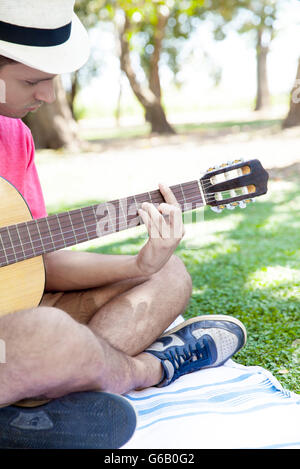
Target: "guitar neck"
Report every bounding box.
[0,180,204,267]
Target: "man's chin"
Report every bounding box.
[0,106,29,119]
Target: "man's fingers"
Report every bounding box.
[158,184,181,208]
[140,201,184,240]
[140,202,175,239]
[138,206,162,239]
[158,203,185,239]
[158,202,181,217]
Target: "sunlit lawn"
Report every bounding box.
[48,179,300,394]
[78,118,282,142]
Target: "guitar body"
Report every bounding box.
[0,177,45,317]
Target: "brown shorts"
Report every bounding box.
[39,276,147,325]
[40,290,101,325]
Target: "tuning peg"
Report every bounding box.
[210,205,223,213]
[233,158,244,164]
[206,164,219,172]
[226,203,236,210]
[238,201,247,209]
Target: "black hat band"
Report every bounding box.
[0,19,72,47]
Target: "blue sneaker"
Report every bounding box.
[145,315,247,387]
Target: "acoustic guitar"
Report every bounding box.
[0,158,268,317]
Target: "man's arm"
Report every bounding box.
[44,184,185,292]
[44,250,143,291]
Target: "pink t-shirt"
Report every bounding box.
[0,116,47,219]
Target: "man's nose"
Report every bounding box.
[34,80,56,104]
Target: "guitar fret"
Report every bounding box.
[79,208,91,242]
[133,195,139,211]
[96,202,116,236]
[179,184,187,209]
[198,180,206,206]
[118,199,127,229]
[67,212,79,244]
[4,227,17,263]
[29,220,44,256]
[111,200,121,232]
[0,231,9,266]
[148,191,154,205]
[44,218,55,251]
[2,226,22,261]
[180,181,203,209]
[75,208,93,241]
[44,215,66,250]
[126,196,140,229]
[55,214,67,248]
[23,222,36,257]
[35,219,46,254]
[15,225,26,259]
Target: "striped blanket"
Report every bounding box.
[124,360,300,449]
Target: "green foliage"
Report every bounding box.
[206,0,281,44]
[74,0,205,84]
[73,0,284,105]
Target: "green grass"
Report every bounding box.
[47,181,300,394]
[78,118,282,142]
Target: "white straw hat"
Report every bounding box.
[0,0,90,74]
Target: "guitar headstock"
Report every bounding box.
[200,159,269,212]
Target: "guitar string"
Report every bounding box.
[0,192,204,256]
[0,187,251,264]
[0,186,251,255]
[0,176,246,248]
[0,182,249,248]
[0,190,201,243]
[0,182,250,242]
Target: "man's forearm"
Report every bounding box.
[44,250,145,292]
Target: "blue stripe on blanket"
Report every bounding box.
[126,372,257,401]
[135,401,298,431]
[123,362,300,448]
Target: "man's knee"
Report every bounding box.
[3,305,84,352]
[0,306,102,403]
[158,255,193,297]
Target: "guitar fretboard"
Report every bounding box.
[0,180,203,267]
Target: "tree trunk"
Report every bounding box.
[149,13,168,100]
[68,71,79,120]
[119,13,175,135]
[282,57,300,129]
[23,76,81,150]
[254,29,271,111]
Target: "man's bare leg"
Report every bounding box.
[47,255,192,356]
[0,306,165,407]
[88,255,192,356]
[0,255,191,406]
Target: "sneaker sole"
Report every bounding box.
[163,314,247,346]
[0,391,137,449]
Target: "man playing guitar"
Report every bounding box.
[0,0,248,449]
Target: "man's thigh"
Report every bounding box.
[41,277,149,325]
